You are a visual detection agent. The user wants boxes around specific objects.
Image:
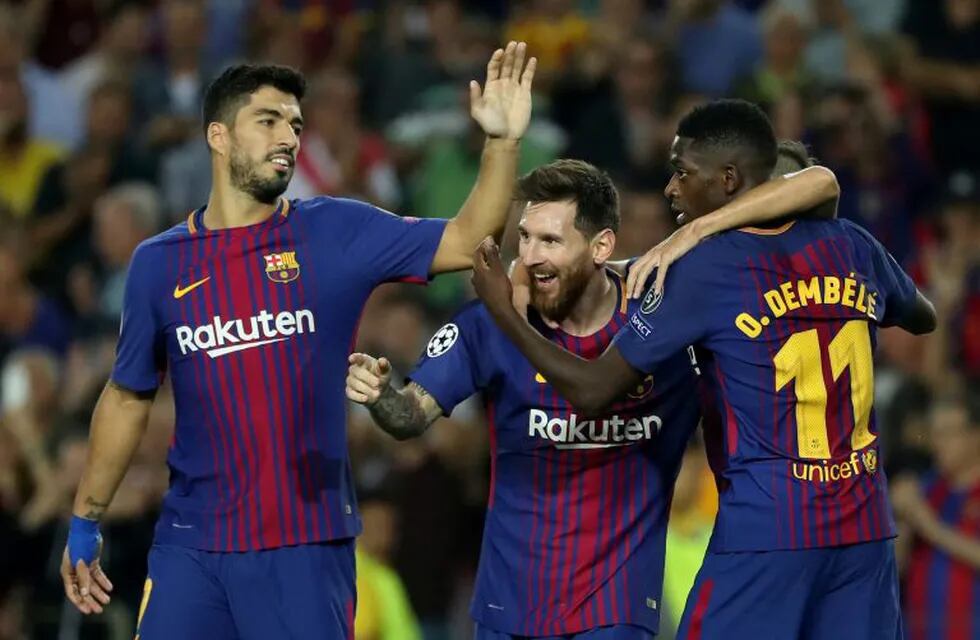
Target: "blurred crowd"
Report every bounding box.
[0,0,977,638]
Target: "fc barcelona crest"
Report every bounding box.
[861,449,878,475]
[264,251,300,283]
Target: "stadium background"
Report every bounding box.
[0,0,977,637]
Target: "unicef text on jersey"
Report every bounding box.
[528,409,662,450]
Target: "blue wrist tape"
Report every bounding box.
[68,516,102,566]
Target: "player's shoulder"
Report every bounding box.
[422,301,493,360]
[130,220,192,263]
[446,299,495,332]
[833,218,881,246]
[290,195,401,221]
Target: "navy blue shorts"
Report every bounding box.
[134,540,355,639]
[677,540,902,640]
[475,623,653,640]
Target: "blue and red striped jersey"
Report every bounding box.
[614,218,919,552]
[111,196,447,552]
[408,273,701,637]
[904,473,980,640]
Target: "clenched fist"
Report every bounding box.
[346,353,392,406]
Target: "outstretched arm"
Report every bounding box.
[346,354,444,440]
[627,166,840,298]
[430,41,537,274]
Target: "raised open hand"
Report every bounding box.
[470,41,537,141]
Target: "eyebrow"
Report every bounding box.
[254,107,304,127]
[519,226,562,242]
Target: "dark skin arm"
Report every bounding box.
[895,290,937,335]
[472,239,643,416]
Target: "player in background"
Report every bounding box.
[470,99,937,639]
[59,43,536,639]
[892,390,980,640]
[345,152,842,639]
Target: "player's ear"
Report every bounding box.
[206,122,230,156]
[591,229,615,265]
[723,164,742,196]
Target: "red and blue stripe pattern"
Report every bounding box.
[461,276,701,636]
[694,223,898,552]
[114,196,447,552]
[904,475,980,640]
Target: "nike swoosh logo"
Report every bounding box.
[173,276,211,299]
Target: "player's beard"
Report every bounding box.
[229,145,292,204]
[529,260,593,324]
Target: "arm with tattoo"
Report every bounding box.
[346,353,445,440]
[368,382,444,441]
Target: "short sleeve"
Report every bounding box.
[339,198,448,285]
[407,303,489,416]
[111,244,164,393]
[843,221,918,327]
[612,254,710,375]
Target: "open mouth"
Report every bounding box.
[532,272,558,289]
[269,155,294,171]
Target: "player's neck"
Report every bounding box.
[203,181,280,230]
[554,271,617,337]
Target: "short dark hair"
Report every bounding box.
[201,64,306,134]
[677,99,778,179]
[773,139,818,176]
[515,159,620,237]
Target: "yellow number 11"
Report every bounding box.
[773,320,876,460]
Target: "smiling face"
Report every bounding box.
[663,136,731,225]
[218,85,304,204]
[519,200,603,321]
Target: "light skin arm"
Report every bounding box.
[913,515,980,570]
[627,166,840,298]
[893,475,980,570]
[61,381,154,615]
[346,354,444,440]
[430,42,537,274]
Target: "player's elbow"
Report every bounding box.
[431,220,480,274]
[899,292,938,335]
[815,166,840,203]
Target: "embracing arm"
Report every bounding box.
[894,290,937,335]
[693,166,839,237]
[489,303,642,415]
[625,166,839,297]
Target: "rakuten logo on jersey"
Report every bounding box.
[528,409,661,450]
[175,309,315,359]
